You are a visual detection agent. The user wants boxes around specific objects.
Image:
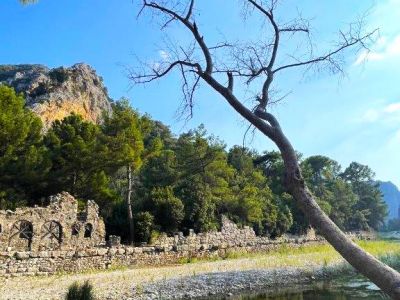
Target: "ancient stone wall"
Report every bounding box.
[151,216,255,251]
[0,192,105,252]
[0,211,324,277]
[0,238,325,277]
[0,193,373,277]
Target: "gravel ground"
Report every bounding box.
[0,260,328,300]
[130,267,324,300]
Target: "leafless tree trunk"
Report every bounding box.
[133,1,400,298]
[127,164,135,245]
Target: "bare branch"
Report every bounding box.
[176,63,201,120]
[227,72,234,91]
[247,0,280,108]
[135,0,377,142]
[209,43,233,50]
[280,27,309,33]
[185,0,194,20]
[247,0,279,70]
[273,28,378,74]
[161,16,176,29]
[142,1,213,74]
[129,60,200,84]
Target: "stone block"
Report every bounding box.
[15,252,30,260]
[97,248,108,256]
[39,266,54,273]
[133,247,143,254]
[108,248,118,256]
[117,248,125,255]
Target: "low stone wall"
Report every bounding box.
[0,215,374,277]
[0,237,324,277]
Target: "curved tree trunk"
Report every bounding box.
[199,73,400,297]
[134,2,400,296]
[200,74,400,298]
[270,124,400,299]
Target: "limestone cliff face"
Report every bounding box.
[0,63,112,129]
[379,181,400,220]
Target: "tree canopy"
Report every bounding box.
[0,86,387,242]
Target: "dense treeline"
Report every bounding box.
[0,86,387,243]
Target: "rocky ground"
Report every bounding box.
[130,267,323,300]
[0,264,324,300]
[0,250,342,300]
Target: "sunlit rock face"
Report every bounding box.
[0,63,112,129]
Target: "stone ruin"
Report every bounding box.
[0,192,105,252]
[151,215,258,251]
[0,193,372,277]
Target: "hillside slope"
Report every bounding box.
[0,63,112,129]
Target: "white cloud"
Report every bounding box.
[384,102,400,113]
[386,35,400,55]
[376,36,388,48]
[151,62,160,70]
[360,101,400,123]
[158,50,170,61]
[354,51,384,65]
[372,0,400,33]
[361,108,380,122]
[354,34,400,65]
[149,50,170,70]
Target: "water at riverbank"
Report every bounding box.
[210,277,387,300]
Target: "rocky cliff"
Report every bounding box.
[0,63,112,129]
[379,181,400,220]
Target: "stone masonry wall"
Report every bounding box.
[0,192,105,252]
[0,214,323,277]
[0,195,374,278]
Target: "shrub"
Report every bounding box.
[135,211,154,243]
[150,186,184,233]
[65,281,94,300]
[49,67,69,84]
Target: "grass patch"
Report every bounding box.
[54,264,129,277]
[178,240,400,270]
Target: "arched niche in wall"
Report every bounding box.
[71,222,80,237]
[9,220,33,251]
[40,220,62,250]
[84,223,93,238]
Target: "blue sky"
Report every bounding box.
[1,0,399,187]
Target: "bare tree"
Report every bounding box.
[132,1,400,298]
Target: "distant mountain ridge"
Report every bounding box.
[379,181,400,220]
[0,63,112,129]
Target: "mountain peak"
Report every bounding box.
[0,63,112,129]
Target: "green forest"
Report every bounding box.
[0,85,387,243]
